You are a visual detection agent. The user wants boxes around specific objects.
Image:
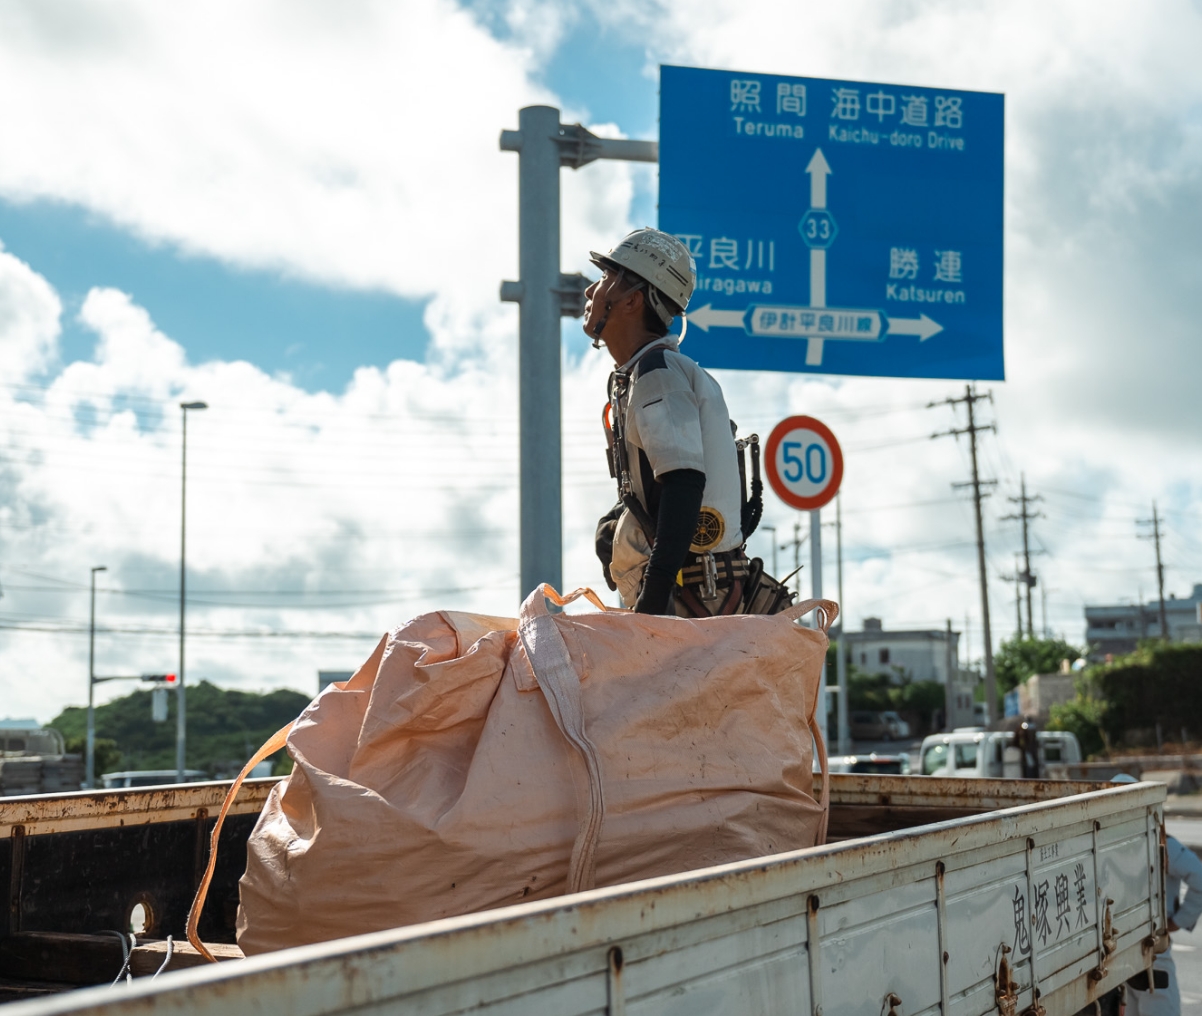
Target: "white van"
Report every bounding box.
[919,728,1082,778]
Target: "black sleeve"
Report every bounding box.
[634,468,706,615]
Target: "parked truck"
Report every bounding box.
[920,729,1084,779]
[0,772,1168,1015]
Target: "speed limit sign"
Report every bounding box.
[765,415,843,511]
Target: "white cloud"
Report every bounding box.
[0,0,641,361]
[0,241,61,378]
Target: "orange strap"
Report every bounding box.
[186,722,292,961]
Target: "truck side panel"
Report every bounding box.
[3,781,1165,1016]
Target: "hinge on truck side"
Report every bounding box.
[1089,898,1117,983]
[995,945,1018,1016]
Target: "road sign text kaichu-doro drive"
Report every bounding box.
[659,65,1004,380]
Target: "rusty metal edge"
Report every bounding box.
[1,774,1104,840]
[0,778,281,838]
[1,782,1166,1016]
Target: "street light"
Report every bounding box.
[86,565,107,789]
[178,400,207,783]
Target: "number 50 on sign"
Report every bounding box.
[765,415,844,511]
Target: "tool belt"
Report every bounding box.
[679,550,750,589]
[674,550,796,619]
[675,549,751,618]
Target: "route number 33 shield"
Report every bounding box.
[765,415,843,511]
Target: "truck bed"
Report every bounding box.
[0,775,1167,1015]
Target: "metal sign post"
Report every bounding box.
[765,415,844,749]
[500,107,657,598]
[810,506,826,742]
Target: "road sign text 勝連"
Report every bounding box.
[659,66,1004,380]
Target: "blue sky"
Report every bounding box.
[1,197,432,390]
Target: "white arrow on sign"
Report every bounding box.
[805,148,831,316]
[692,148,944,357]
[805,148,831,210]
[885,313,944,342]
[688,304,746,332]
[689,303,943,344]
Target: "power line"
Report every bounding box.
[0,620,386,639]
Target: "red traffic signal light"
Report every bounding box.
[142,673,179,686]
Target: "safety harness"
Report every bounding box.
[602,343,769,617]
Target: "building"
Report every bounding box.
[844,618,977,729]
[318,670,354,694]
[1084,582,1202,660]
[847,618,960,684]
[1003,671,1078,723]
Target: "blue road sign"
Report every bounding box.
[659,65,1004,380]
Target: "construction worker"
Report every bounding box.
[586,228,787,617]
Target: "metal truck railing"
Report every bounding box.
[0,777,1167,1016]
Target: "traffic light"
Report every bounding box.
[142,673,179,687]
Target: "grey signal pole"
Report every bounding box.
[86,564,107,789]
[931,385,998,723]
[500,107,657,598]
[834,495,849,754]
[178,400,207,782]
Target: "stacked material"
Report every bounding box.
[0,757,42,796]
[40,754,84,793]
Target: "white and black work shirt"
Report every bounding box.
[609,339,744,605]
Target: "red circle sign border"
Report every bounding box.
[764,415,844,511]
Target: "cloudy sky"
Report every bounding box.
[2,0,1201,724]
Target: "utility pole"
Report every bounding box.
[500,108,658,598]
[1001,473,1043,638]
[944,618,955,732]
[86,565,107,789]
[835,495,849,753]
[1005,554,1023,637]
[781,518,807,596]
[1137,502,1169,641]
[930,385,998,723]
[763,525,778,577]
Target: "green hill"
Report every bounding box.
[49,681,312,777]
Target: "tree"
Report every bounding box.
[62,736,121,775]
[847,671,947,735]
[995,636,1082,694]
[49,681,310,776]
[1089,644,1202,746]
[1047,692,1108,759]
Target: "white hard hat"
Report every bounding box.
[589,228,696,327]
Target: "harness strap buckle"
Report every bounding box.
[702,553,718,600]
